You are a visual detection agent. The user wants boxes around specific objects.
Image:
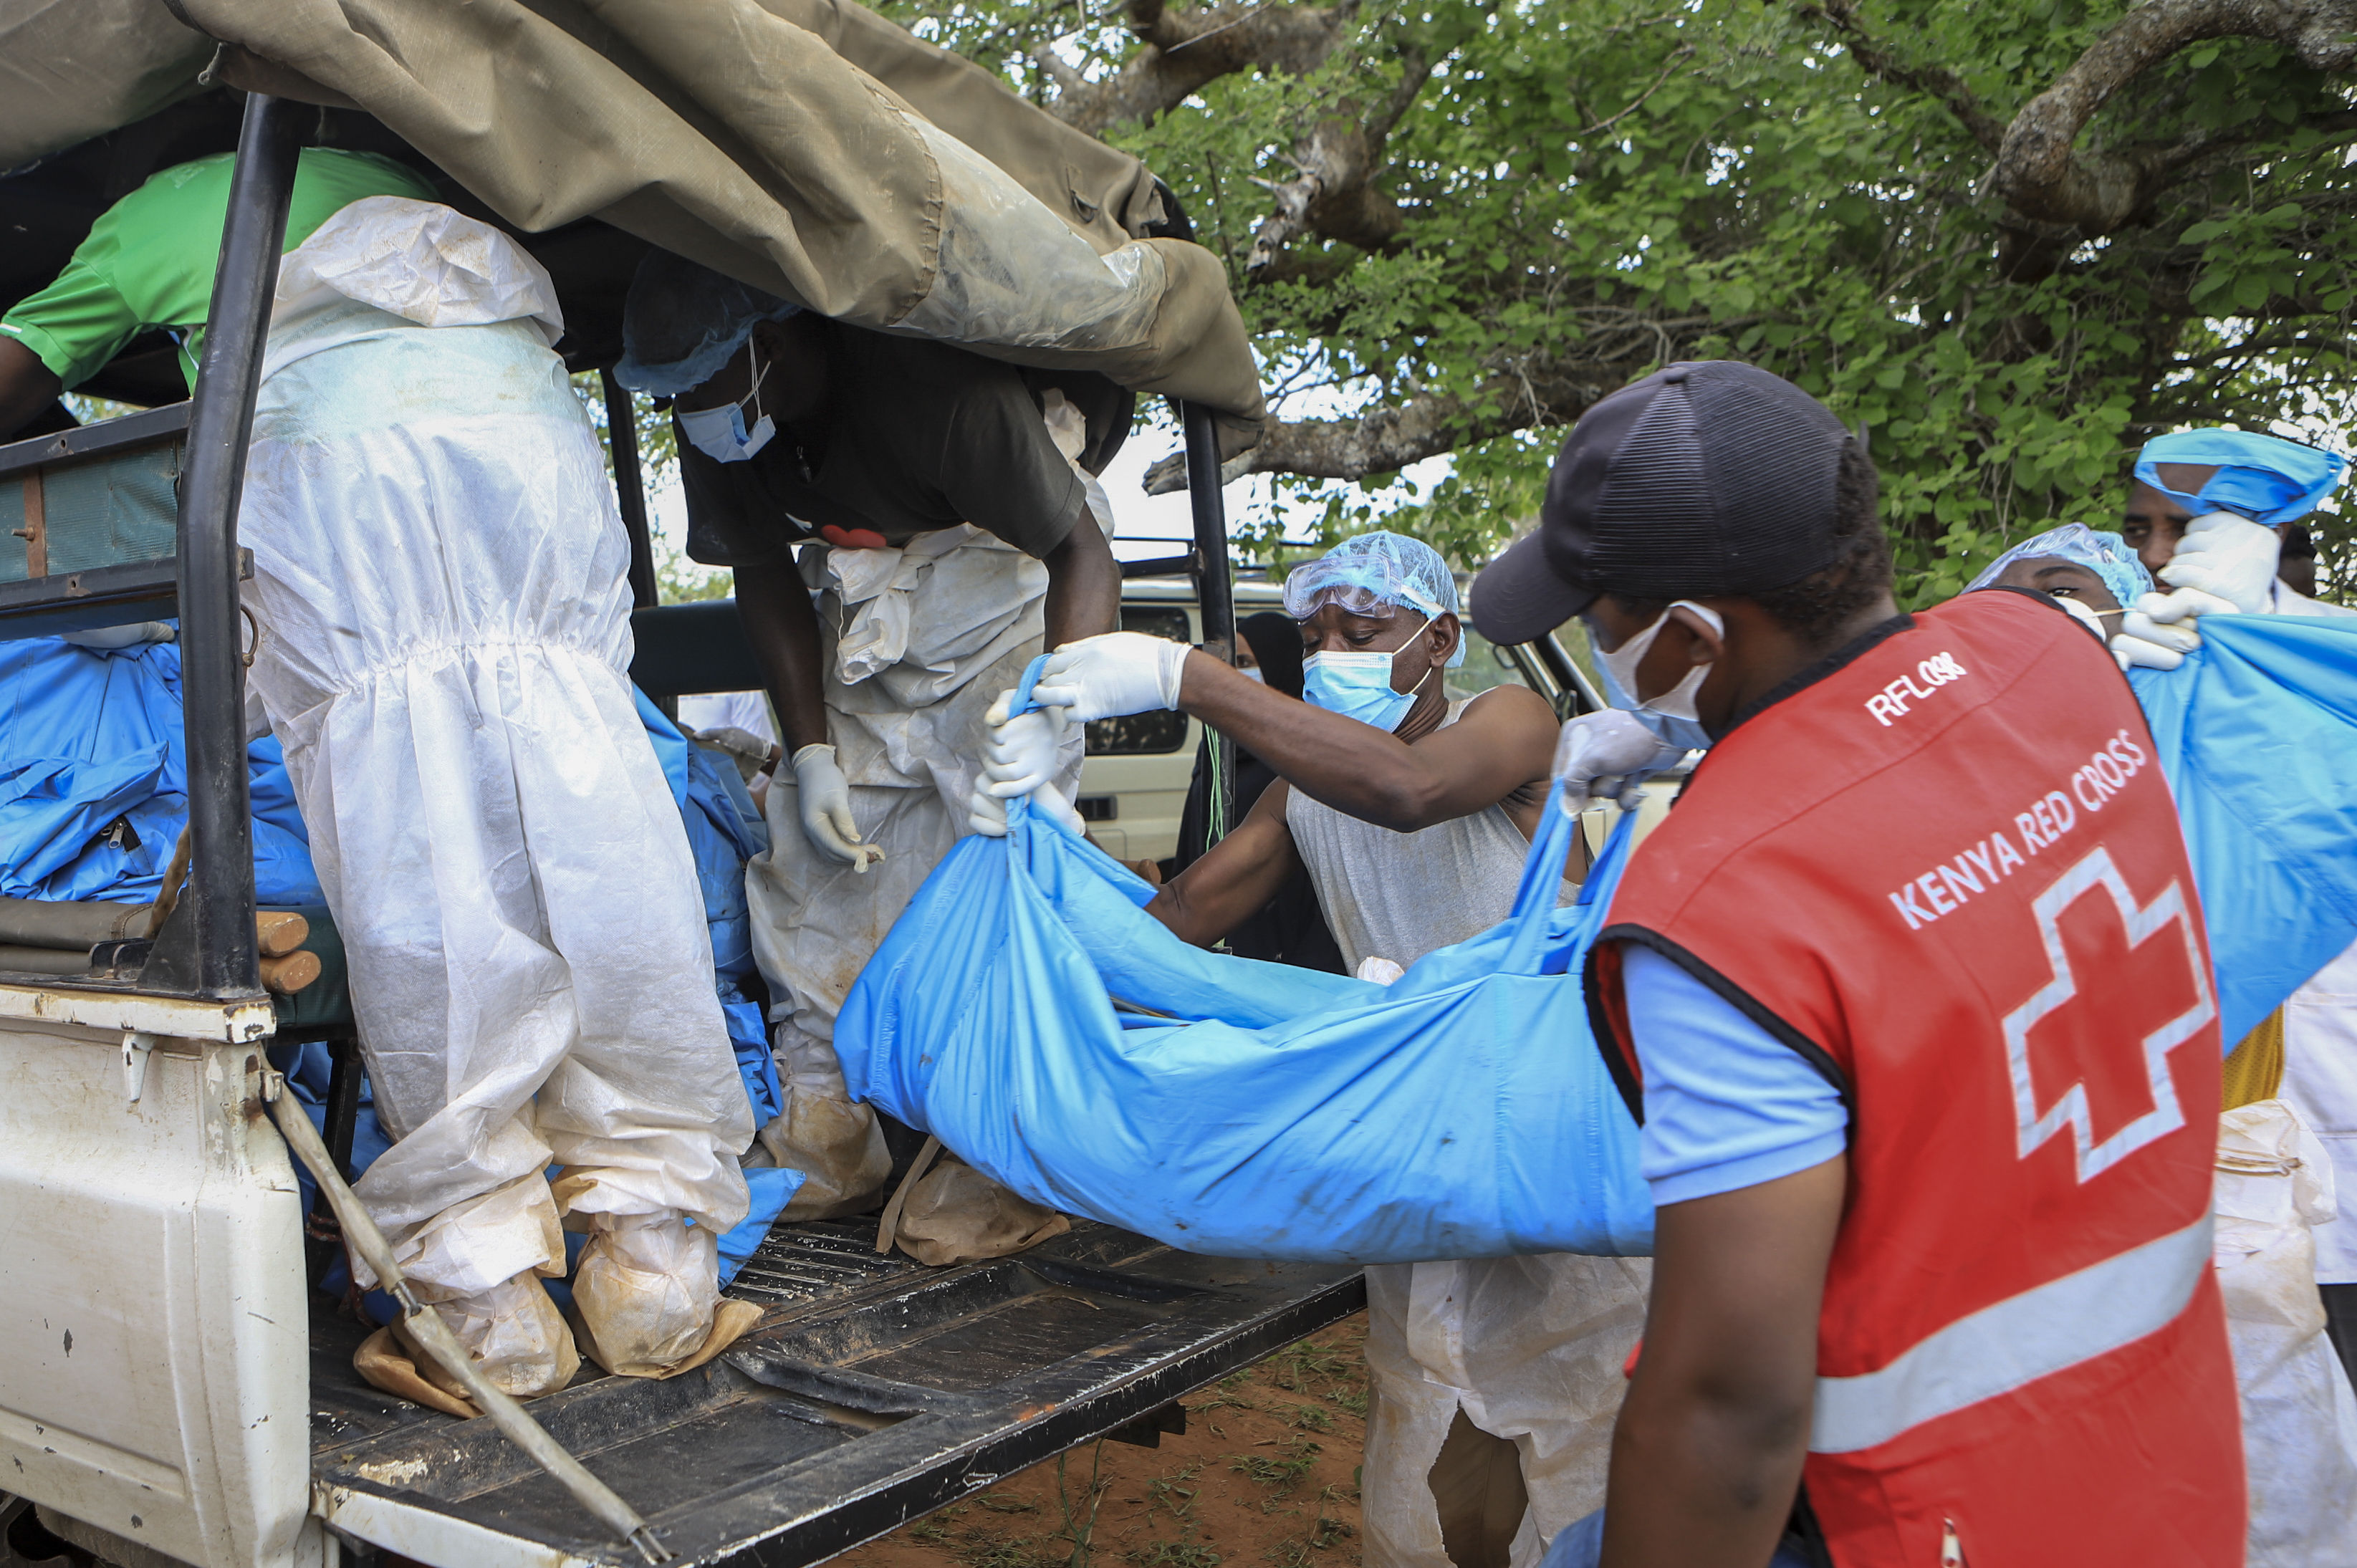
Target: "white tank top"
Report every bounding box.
[1284,699,1565,971]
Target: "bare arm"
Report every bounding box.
[0,337,64,443]
[733,559,830,755]
[1143,781,1304,948]
[1176,653,1558,832]
[1041,501,1120,648]
[1600,1155,1847,1568]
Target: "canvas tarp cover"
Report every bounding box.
[0,0,213,172]
[0,0,1264,434]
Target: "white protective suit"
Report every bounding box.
[240,198,752,1385]
[1363,1256,1650,1568]
[746,492,1095,1220]
[2213,1100,2357,1565]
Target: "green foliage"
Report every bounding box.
[882,0,2357,604]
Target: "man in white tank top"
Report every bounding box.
[979,533,1651,1568]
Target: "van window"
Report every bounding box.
[1449,626,1535,701]
[1085,604,1191,756]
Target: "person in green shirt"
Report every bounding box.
[0,148,434,428]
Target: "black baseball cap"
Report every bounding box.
[1470,361,1852,645]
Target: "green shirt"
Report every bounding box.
[0,148,437,393]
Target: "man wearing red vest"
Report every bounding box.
[1473,361,2242,1568]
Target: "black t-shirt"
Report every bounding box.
[677,324,1133,567]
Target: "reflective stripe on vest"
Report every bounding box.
[1808,1209,2213,1454]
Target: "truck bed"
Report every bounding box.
[308,1218,1364,1568]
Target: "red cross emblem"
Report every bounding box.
[2000,845,2214,1183]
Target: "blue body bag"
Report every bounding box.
[0,636,320,903]
[838,732,1653,1264]
[2130,613,2357,1045]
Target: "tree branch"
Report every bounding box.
[1791,1,2008,153]
[1576,44,1697,138]
[1140,325,1717,489]
[1047,1,1355,135]
[1243,47,1433,275]
[1987,0,2357,231]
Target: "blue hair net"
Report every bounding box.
[1965,524,2154,609]
[1284,532,1465,667]
[2133,429,2347,526]
[613,249,803,397]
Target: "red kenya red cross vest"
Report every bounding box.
[1591,591,2242,1568]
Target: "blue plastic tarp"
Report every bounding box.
[0,636,320,903]
[2131,614,2357,1046]
[838,693,1653,1264]
[635,688,782,1125]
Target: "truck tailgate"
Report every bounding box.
[309,1219,1364,1568]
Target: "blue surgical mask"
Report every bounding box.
[1303,650,1433,732]
[1595,602,1722,753]
[678,346,776,464]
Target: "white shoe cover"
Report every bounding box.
[573,1212,721,1376]
[421,1271,581,1400]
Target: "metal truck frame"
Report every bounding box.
[0,93,1365,1568]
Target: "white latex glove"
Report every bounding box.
[2153,511,2280,616]
[2111,606,2200,671]
[977,690,1070,801]
[692,725,777,785]
[1552,709,1684,812]
[1030,632,1189,722]
[966,779,1085,837]
[790,743,884,871]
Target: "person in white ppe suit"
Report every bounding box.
[615,252,1126,1243]
[1,158,757,1400]
[979,532,1651,1568]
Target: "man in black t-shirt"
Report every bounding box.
[618,253,1128,1228]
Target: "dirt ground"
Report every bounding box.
[837,1314,1373,1568]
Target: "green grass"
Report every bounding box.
[1226,1438,1322,1499]
[954,1536,1056,1568]
[1143,1463,1203,1524]
[1128,1543,1222,1568]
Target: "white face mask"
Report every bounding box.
[678,344,775,464]
[1239,667,1266,685]
[1595,601,1724,753]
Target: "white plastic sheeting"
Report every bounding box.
[747,522,1084,1217]
[2214,1100,2357,1565]
[1362,1256,1651,1568]
[241,199,752,1375]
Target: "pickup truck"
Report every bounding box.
[0,90,1367,1568]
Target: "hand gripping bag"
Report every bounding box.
[837,667,1653,1263]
